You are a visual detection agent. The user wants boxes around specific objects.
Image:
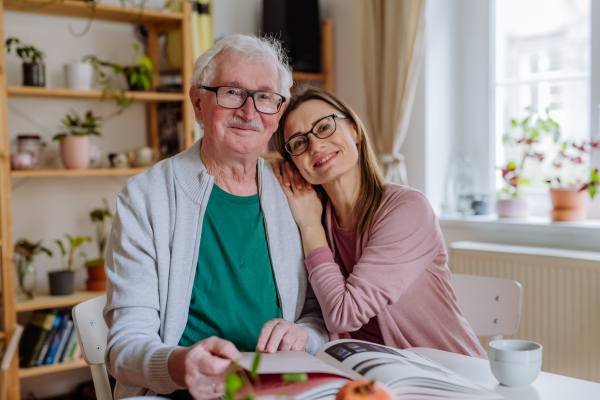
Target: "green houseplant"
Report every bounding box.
[5,36,46,86]
[84,199,114,291]
[496,108,558,218]
[14,239,53,299]
[50,234,92,296]
[83,43,154,114]
[52,110,101,170]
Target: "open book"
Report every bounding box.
[238,339,503,400]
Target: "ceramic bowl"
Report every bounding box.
[489,340,542,387]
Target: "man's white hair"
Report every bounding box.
[190,34,293,100]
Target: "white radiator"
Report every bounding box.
[449,241,600,382]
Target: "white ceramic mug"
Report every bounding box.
[489,340,543,387]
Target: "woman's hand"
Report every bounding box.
[269,157,312,190]
[278,163,329,256]
[168,336,241,400]
[278,162,323,231]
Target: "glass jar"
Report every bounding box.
[17,134,44,169]
[16,256,37,299]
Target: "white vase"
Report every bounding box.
[496,197,531,218]
[64,62,94,90]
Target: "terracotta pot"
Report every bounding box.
[549,188,586,221]
[496,197,531,218]
[59,135,91,169]
[86,263,106,291]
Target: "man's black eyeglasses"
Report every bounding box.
[283,114,348,156]
[199,85,286,115]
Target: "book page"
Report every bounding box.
[315,340,502,399]
[239,351,350,378]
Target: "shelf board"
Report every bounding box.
[261,151,282,159]
[11,167,148,178]
[3,0,183,27]
[292,72,326,81]
[7,86,187,102]
[16,289,105,312]
[19,358,88,378]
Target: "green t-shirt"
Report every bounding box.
[179,184,282,351]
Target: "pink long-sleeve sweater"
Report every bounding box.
[305,183,487,359]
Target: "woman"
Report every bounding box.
[272,88,487,358]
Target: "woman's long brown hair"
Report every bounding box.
[273,88,386,237]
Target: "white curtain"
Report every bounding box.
[356,0,426,185]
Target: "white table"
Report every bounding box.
[406,348,600,400]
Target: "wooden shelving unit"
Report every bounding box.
[15,289,106,313]
[0,1,194,399]
[19,358,87,379]
[11,167,148,178]
[7,86,187,102]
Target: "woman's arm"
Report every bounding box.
[276,163,329,256]
[306,189,444,333]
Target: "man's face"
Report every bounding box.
[190,53,286,156]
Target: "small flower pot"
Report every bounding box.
[496,197,531,218]
[550,188,586,222]
[22,62,46,87]
[59,135,91,169]
[48,270,75,296]
[86,263,106,291]
[64,62,94,90]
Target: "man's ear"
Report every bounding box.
[189,86,203,123]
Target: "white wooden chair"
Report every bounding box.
[451,274,522,341]
[72,294,113,400]
[72,295,163,400]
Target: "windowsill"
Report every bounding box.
[438,214,600,231]
[437,214,600,252]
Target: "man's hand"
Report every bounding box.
[256,319,309,353]
[168,336,242,400]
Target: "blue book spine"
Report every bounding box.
[35,315,63,366]
[44,315,70,365]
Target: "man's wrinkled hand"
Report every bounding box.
[168,336,242,400]
[256,319,309,353]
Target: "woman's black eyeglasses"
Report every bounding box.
[283,114,348,156]
[199,85,286,115]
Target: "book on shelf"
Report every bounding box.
[59,323,79,363]
[238,339,503,400]
[35,312,64,366]
[45,317,72,365]
[18,309,58,368]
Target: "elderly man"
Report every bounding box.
[104,34,328,400]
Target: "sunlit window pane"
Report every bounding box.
[494,0,591,191]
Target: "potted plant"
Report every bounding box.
[547,140,600,221]
[4,37,46,86]
[64,59,94,91]
[84,198,113,291]
[496,109,558,218]
[50,234,92,296]
[52,110,102,169]
[83,43,154,113]
[14,239,53,299]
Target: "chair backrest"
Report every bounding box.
[451,274,522,339]
[72,294,112,400]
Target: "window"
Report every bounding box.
[494,0,592,191]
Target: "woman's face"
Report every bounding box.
[283,99,359,186]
